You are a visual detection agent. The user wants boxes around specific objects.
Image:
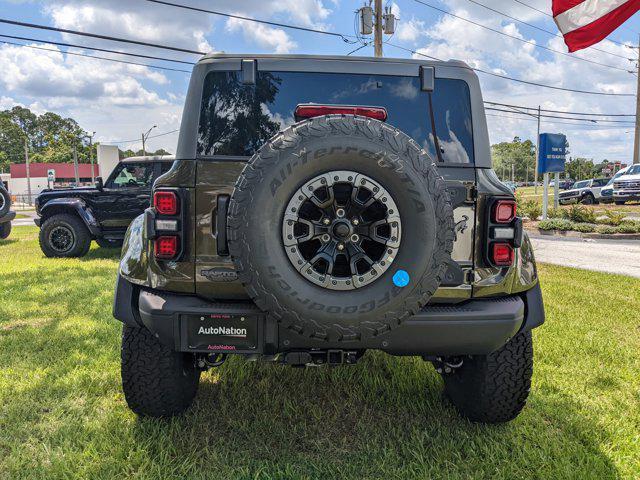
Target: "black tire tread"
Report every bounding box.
[443,331,533,423]
[38,213,91,258]
[0,221,11,240]
[120,325,200,417]
[227,115,454,342]
[0,186,10,217]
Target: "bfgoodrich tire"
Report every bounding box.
[443,331,533,423]
[39,213,91,258]
[228,115,454,342]
[121,325,200,417]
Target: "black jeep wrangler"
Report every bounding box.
[34,155,174,257]
[0,182,15,239]
[113,54,544,423]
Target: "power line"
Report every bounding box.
[485,112,636,129]
[484,101,635,117]
[103,129,180,145]
[0,33,196,65]
[462,0,632,60]
[0,40,193,73]
[144,0,358,43]
[412,0,632,73]
[485,106,636,124]
[0,18,205,55]
[386,42,636,96]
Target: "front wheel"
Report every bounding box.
[580,194,595,205]
[443,331,533,423]
[39,214,91,258]
[0,222,11,240]
[121,325,201,417]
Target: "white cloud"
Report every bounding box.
[226,18,297,54]
[396,18,427,43]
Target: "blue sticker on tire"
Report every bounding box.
[393,270,410,288]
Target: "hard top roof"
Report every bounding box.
[196,53,471,70]
[122,155,175,163]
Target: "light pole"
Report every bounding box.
[141,125,157,156]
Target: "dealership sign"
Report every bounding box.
[538,133,567,174]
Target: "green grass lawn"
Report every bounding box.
[1,227,639,479]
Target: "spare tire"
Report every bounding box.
[0,185,10,217]
[228,115,454,342]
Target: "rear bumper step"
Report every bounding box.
[114,276,544,356]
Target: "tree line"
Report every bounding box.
[492,136,619,182]
[0,106,171,173]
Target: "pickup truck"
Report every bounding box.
[613,164,640,205]
[558,178,608,205]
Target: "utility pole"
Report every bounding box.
[73,142,80,185]
[534,105,541,192]
[374,0,383,58]
[86,132,96,182]
[359,2,395,58]
[24,137,31,206]
[633,34,640,164]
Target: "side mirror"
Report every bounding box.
[95,177,104,191]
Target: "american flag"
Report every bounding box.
[553,0,640,52]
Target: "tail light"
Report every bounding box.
[491,243,514,266]
[486,198,521,267]
[295,104,388,121]
[492,199,516,223]
[150,188,184,260]
[154,235,178,259]
[154,191,178,215]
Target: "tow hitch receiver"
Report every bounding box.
[284,350,360,366]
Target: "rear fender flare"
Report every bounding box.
[40,198,101,236]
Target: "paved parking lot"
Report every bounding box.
[530,235,640,278]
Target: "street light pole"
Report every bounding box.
[24,137,32,206]
[141,125,157,156]
[534,105,541,193]
[633,34,640,164]
[84,131,96,182]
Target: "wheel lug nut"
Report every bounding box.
[352,218,359,225]
[336,208,345,218]
[337,243,345,251]
[323,218,330,225]
[321,234,331,243]
[350,234,359,243]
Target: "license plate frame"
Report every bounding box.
[181,313,260,353]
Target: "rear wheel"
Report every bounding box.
[580,194,595,205]
[39,213,91,258]
[0,222,11,240]
[443,331,533,423]
[121,325,201,417]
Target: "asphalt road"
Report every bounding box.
[529,235,640,278]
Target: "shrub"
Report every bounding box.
[521,200,542,221]
[547,207,563,219]
[538,219,574,231]
[596,225,617,235]
[573,223,596,233]
[563,204,597,223]
[616,221,640,234]
[600,210,626,226]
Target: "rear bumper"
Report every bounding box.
[0,211,15,224]
[113,275,544,356]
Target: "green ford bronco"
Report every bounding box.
[113,54,544,423]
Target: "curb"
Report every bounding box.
[526,227,640,241]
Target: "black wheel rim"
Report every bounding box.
[282,170,401,290]
[0,194,5,212]
[48,225,75,253]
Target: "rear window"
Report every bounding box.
[197,70,474,164]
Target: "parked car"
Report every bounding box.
[113,54,545,423]
[558,178,608,205]
[600,166,632,204]
[548,179,574,190]
[34,155,174,257]
[0,182,15,239]
[613,164,640,205]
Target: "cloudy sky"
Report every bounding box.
[0,0,638,162]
